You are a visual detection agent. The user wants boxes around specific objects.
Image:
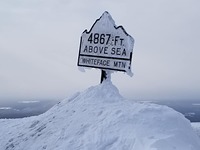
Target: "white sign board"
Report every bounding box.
[77,11,134,76]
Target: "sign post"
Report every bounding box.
[77,11,134,83]
[100,70,107,83]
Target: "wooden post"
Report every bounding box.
[100,70,107,83]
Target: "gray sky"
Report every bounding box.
[0,0,200,101]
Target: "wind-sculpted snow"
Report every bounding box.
[0,81,200,150]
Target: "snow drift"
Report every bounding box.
[0,80,200,150]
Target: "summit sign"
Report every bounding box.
[77,11,134,76]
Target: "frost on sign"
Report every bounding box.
[77,11,134,76]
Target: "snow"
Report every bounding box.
[192,123,200,138]
[0,80,200,150]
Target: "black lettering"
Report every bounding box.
[100,34,105,44]
[107,60,110,66]
[94,33,99,44]
[90,59,94,64]
[111,47,115,55]
[113,61,126,68]
[114,61,118,67]
[106,34,111,44]
[103,60,106,66]
[83,46,88,53]
[82,58,92,64]
[84,46,109,54]
[121,62,126,68]
[99,46,104,54]
[104,47,108,54]
[88,33,93,43]
[82,58,86,63]
[97,59,100,65]
[94,59,97,65]
[104,60,110,66]
[88,33,119,45]
[82,57,111,67]
[120,39,124,46]
[122,49,126,56]
[114,36,120,45]
[89,46,93,53]
[93,46,98,53]
[99,60,103,65]
[116,48,121,55]
[86,58,90,64]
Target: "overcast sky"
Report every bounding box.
[0,0,200,101]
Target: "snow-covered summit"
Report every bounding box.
[0,81,200,150]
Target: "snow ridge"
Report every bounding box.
[0,81,200,150]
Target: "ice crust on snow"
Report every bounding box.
[0,81,200,150]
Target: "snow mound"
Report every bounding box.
[192,123,200,138]
[0,81,200,150]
